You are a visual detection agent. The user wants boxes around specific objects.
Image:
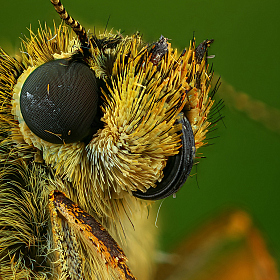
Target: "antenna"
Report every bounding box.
[50,0,88,47]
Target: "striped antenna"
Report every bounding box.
[50,0,88,46]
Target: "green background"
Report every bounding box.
[1,0,279,270]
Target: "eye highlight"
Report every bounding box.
[20,59,99,144]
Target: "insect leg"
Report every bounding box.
[49,190,136,280]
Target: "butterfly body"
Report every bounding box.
[0,1,217,279]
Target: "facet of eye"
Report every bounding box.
[20,59,99,144]
[133,116,195,200]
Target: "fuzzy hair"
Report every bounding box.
[0,21,216,279]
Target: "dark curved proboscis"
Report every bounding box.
[133,116,195,200]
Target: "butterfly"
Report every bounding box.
[0,0,220,279]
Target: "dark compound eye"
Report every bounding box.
[20,59,99,144]
[133,116,195,200]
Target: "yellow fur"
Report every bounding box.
[0,20,214,279]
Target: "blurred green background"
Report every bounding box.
[1,0,279,273]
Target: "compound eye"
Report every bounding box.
[20,59,99,144]
[133,116,195,200]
